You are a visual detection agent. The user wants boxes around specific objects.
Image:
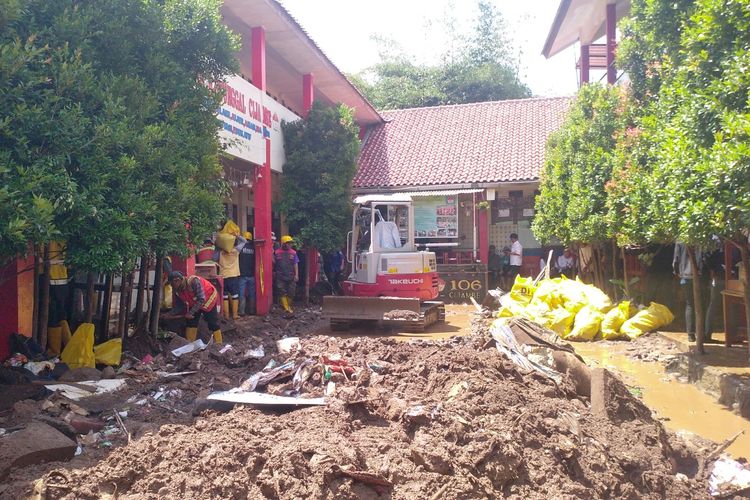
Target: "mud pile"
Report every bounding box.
[12,316,711,499]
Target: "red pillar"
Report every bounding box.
[302,73,314,117]
[171,254,195,276]
[251,26,273,315]
[478,193,489,265]
[302,72,319,292]
[580,44,590,85]
[606,3,617,84]
[0,256,35,360]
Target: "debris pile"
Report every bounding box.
[2,315,717,499]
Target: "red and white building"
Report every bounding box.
[0,0,383,356]
[353,96,572,298]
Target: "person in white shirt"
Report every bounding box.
[556,248,576,277]
[509,233,523,281]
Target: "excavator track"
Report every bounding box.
[323,296,445,333]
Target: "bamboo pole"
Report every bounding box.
[134,255,148,327]
[99,273,113,342]
[148,253,163,335]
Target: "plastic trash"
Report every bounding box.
[620,302,674,339]
[60,323,96,369]
[566,305,605,341]
[93,339,122,366]
[601,301,634,340]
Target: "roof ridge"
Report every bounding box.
[379,95,574,114]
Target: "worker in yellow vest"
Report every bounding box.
[213,234,247,319]
[46,241,72,355]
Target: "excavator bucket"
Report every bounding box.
[323,296,444,332]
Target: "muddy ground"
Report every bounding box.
[0,308,721,499]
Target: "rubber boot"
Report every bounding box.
[231,297,240,320]
[238,296,247,317]
[59,320,72,346]
[212,329,223,344]
[47,326,63,356]
[286,295,294,314]
[222,298,230,319]
[185,327,198,342]
[280,296,288,312]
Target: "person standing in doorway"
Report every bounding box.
[274,235,299,314]
[673,242,701,342]
[326,248,346,295]
[214,233,247,320]
[509,233,523,282]
[238,231,255,316]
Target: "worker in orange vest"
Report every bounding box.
[165,271,222,344]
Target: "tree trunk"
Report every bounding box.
[98,273,114,342]
[687,246,705,355]
[621,246,630,299]
[304,247,315,305]
[739,243,750,360]
[612,240,619,300]
[148,253,163,336]
[134,255,148,327]
[117,270,132,343]
[84,272,96,323]
[38,245,51,351]
[32,251,40,344]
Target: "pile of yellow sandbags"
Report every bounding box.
[496,275,674,341]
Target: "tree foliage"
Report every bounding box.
[279,101,361,253]
[533,84,624,246]
[353,0,530,110]
[0,0,238,271]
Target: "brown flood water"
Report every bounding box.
[574,342,750,459]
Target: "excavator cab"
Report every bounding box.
[323,194,445,331]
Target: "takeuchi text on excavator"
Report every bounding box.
[322,194,446,332]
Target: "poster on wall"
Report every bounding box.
[413,196,458,238]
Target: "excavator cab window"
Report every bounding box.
[354,206,372,253]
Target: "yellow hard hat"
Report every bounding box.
[281,235,293,244]
[243,231,252,240]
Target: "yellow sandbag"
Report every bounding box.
[60,323,96,369]
[546,307,576,337]
[93,339,122,366]
[215,232,236,252]
[557,277,588,314]
[620,302,675,339]
[601,301,634,340]
[161,283,173,309]
[524,298,551,319]
[567,305,605,341]
[221,219,240,236]
[580,280,612,313]
[510,275,536,307]
[532,278,563,309]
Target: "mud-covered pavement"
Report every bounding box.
[0,307,723,498]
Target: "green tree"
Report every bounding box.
[533,84,624,290]
[648,0,750,355]
[1,0,238,333]
[279,101,361,297]
[354,1,530,110]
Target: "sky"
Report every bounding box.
[279,0,580,97]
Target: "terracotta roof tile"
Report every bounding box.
[354,96,573,189]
